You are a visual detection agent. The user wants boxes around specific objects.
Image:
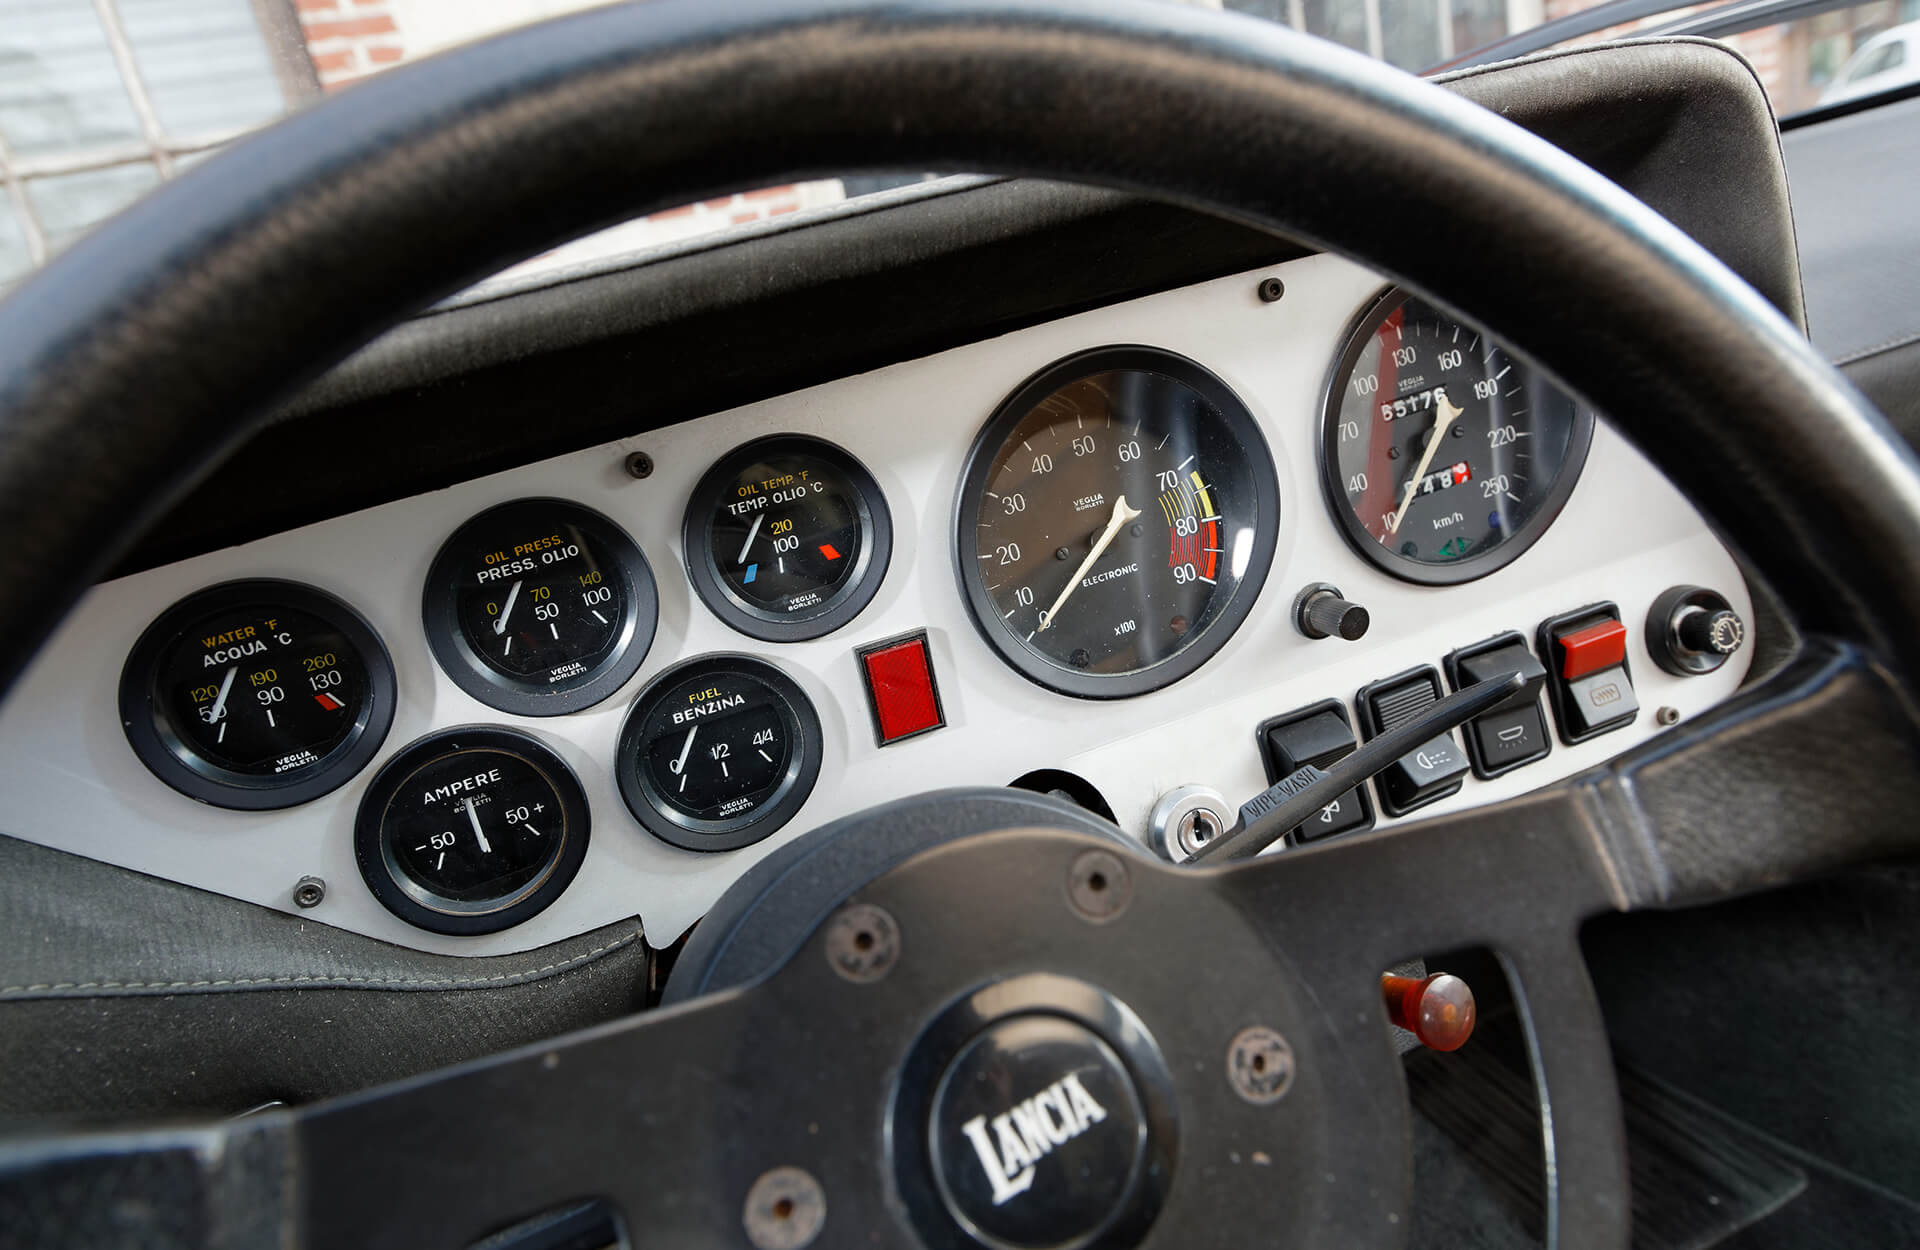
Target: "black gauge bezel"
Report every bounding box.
[354,726,590,936]
[615,653,823,853]
[118,578,397,811]
[423,498,658,717]
[954,345,1282,700]
[683,433,893,643]
[1319,286,1596,586]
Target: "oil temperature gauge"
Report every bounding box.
[424,498,658,716]
[120,579,396,809]
[615,654,823,852]
[356,727,590,935]
[684,434,892,641]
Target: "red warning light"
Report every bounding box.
[819,544,843,561]
[856,632,945,746]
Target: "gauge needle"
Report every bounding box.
[1388,388,1464,536]
[208,665,237,722]
[736,513,765,564]
[464,798,493,854]
[1038,495,1142,633]
[493,580,522,635]
[672,724,699,775]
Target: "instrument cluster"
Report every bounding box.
[1,255,1755,954]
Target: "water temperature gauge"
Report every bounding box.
[424,498,658,716]
[119,580,396,809]
[615,654,823,852]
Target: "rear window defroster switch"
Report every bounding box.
[1538,604,1638,744]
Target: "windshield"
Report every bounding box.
[2,0,1913,288]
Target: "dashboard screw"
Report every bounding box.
[743,1166,826,1250]
[825,902,899,983]
[1226,1026,1296,1104]
[1257,277,1286,303]
[1066,848,1132,923]
[624,451,655,479]
[1656,706,1680,727]
[292,876,326,909]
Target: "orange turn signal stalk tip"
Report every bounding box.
[1382,972,1476,1051]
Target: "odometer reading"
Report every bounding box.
[684,435,892,642]
[956,348,1279,698]
[616,655,823,853]
[356,728,590,935]
[120,580,395,810]
[424,499,658,716]
[1323,290,1593,584]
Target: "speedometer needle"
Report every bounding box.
[1038,495,1142,633]
[464,798,493,855]
[493,580,523,635]
[1387,388,1464,536]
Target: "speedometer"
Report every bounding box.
[1322,288,1593,584]
[956,347,1279,698]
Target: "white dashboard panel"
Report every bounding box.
[0,254,1752,955]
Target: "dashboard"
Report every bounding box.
[0,251,1754,956]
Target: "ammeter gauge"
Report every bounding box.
[355,726,590,935]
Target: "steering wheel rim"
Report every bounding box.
[4,2,1920,1248]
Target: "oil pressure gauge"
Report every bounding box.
[119,579,396,809]
[424,499,658,716]
[615,654,823,852]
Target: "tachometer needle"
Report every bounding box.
[1038,494,1142,633]
[493,580,522,635]
[1387,388,1464,536]
[736,513,765,564]
[672,724,699,775]
[464,798,493,854]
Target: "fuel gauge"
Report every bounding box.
[615,654,823,852]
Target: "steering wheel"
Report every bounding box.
[5,2,1920,1247]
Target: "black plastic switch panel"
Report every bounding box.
[1444,632,1552,779]
[1355,668,1468,817]
[1256,701,1374,842]
[1538,603,1639,744]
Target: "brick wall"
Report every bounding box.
[297,0,406,91]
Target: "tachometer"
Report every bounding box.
[423,499,658,716]
[119,579,396,809]
[956,347,1279,698]
[1322,289,1594,584]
